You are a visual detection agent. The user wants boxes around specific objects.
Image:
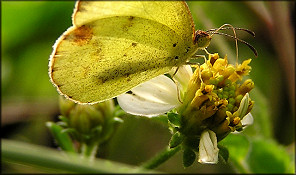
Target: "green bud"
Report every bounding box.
[209,78,218,86]
[228,98,235,105]
[201,70,213,82]
[218,88,223,93]
[226,104,234,111]
[224,86,229,91]
[236,79,254,96]
[228,90,235,97]
[59,96,75,117]
[216,75,224,83]
[229,84,236,92]
[69,105,102,135]
[218,93,223,99]
[223,91,229,97]
[235,94,243,104]
[224,79,232,86]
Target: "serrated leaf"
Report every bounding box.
[167,112,181,127]
[183,148,196,167]
[169,132,184,148]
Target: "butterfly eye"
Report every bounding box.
[194,30,212,49]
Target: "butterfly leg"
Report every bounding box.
[187,54,207,65]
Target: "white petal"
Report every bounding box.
[241,113,254,126]
[237,93,250,119]
[131,75,180,106]
[117,75,181,117]
[117,93,177,117]
[169,65,193,93]
[198,130,219,164]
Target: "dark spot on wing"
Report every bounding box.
[186,47,190,53]
[131,43,137,47]
[70,25,93,46]
[128,16,135,21]
[173,43,177,47]
[175,56,179,60]
[126,91,133,94]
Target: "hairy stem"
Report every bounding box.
[141,145,182,169]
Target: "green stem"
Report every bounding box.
[2,139,158,173]
[141,145,182,169]
[81,143,98,161]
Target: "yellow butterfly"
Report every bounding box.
[49,1,212,104]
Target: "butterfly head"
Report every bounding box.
[194,30,212,49]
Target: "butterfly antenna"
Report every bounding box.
[210,32,258,57]
[206,27,255,37]
[210,24,239,64]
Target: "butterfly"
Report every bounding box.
[48,1,244,104]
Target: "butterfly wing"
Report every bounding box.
[49,1,197,104]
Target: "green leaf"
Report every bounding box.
[2,139,158,173]
[167,112,181,127]
[46,122,75,153]
[169,131,184,148]
[218,144,229,163]
[247,138,294,173]
[220,134,294,173]
[246,88,272,139]
[219,134,251,173]
[183,148,196,168]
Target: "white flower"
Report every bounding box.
[117,65,193,117]
[117,59,255,165]
[241,113,254,126]
[198,130,219,164]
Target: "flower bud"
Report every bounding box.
[59,96,75,117]
[236,79,255,96]
[57,97,118,144]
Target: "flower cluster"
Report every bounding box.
[117,53,254,166]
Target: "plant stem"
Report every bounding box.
[81,143,98,161]
[2,139,158,173]
[141,145,182,169]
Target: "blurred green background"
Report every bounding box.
[1,1,295,173]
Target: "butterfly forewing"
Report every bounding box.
[49,1,198,104]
